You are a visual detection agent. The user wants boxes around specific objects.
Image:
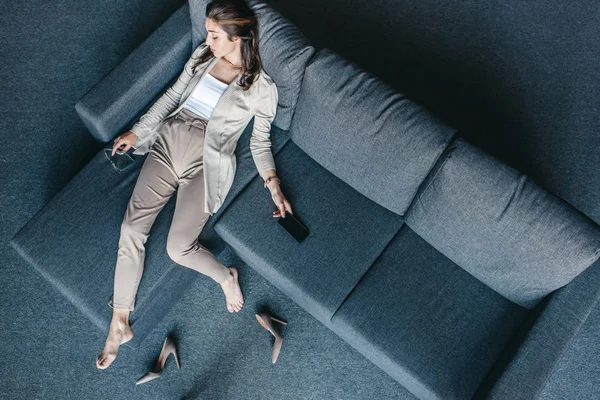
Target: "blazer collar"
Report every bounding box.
[186,56,245,134]
[182,55,243,102]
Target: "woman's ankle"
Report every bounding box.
[111,309,131,325]
[219,268,233,285]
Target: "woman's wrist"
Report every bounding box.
[264,175,281,191]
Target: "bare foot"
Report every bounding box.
[219,267,244,313]
[96,319,134,369]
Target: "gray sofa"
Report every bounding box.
[10,1,600,399]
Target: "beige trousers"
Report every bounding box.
[109,108,231,311]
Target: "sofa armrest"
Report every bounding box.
[479,258,600,399]
[75,2,194,143]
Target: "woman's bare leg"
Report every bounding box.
[218,266,244,312]
[96,308,134,369]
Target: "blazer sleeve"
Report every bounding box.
[250,76,279,174]
[130,43,209,143]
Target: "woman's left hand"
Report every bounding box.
[269,185,293,218]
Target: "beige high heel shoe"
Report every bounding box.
[135,336,180,385]
[255,313,288,364]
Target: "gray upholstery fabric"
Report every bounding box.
[290,49,456,216]
[214,140,404,324]
[189,0,209,48]
[484,259,600,399]
[189,0,315,131]
[9,149,195,349]
[9,120,291,349]
[75,3,192,143]
[405,138,600,309]
[330,225,528,400]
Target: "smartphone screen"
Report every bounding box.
[103,147,138,172]
[277,213,309,242]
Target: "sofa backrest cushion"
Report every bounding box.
[289,49,456,216]
[405,138,600,309]
[189,0,315,131]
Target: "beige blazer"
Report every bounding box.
[130,41,279,216]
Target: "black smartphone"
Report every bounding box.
[277,212,309,242]
[104,144,140,172]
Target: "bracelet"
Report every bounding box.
[264,176,281,188]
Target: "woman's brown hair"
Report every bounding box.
[194,0,262,91]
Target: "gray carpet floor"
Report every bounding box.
[1,0,599,399]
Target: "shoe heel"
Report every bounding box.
[271,316,288,325]
[255,313,287,364]
[171,348,180,369]
[164,337,180,369]
[136,336,179,385]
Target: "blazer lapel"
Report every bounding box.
[202,67,245,211]
[203,67,243,154]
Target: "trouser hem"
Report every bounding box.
[108,298,134,312]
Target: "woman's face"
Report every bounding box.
[205,18,240,58]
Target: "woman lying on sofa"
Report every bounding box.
[96,0,293,370]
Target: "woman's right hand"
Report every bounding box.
[112,130,139,156]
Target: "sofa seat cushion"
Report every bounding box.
[189,0,315,131]
[290,49,456,216]
[405,138,600,309]
[330,225,529,400]
[10,149,192,349]
[9,121,290,348]
[214,140,404,324]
